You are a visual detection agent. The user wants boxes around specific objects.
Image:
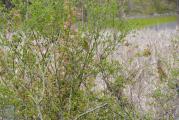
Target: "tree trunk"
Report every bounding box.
[152,0,160,12]
[176,0,179,31]
[128,0,133,12]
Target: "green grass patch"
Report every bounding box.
[102,16,176,31]
[127,15,176,29]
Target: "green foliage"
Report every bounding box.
[0,0,134,119]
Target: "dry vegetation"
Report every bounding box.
[96,28,179,119]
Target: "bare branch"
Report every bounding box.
[74,103,108,120]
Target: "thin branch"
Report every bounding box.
[74,103,108,120]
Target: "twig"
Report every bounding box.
[74,103,108,120]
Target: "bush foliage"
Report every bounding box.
[0,0,134,119]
